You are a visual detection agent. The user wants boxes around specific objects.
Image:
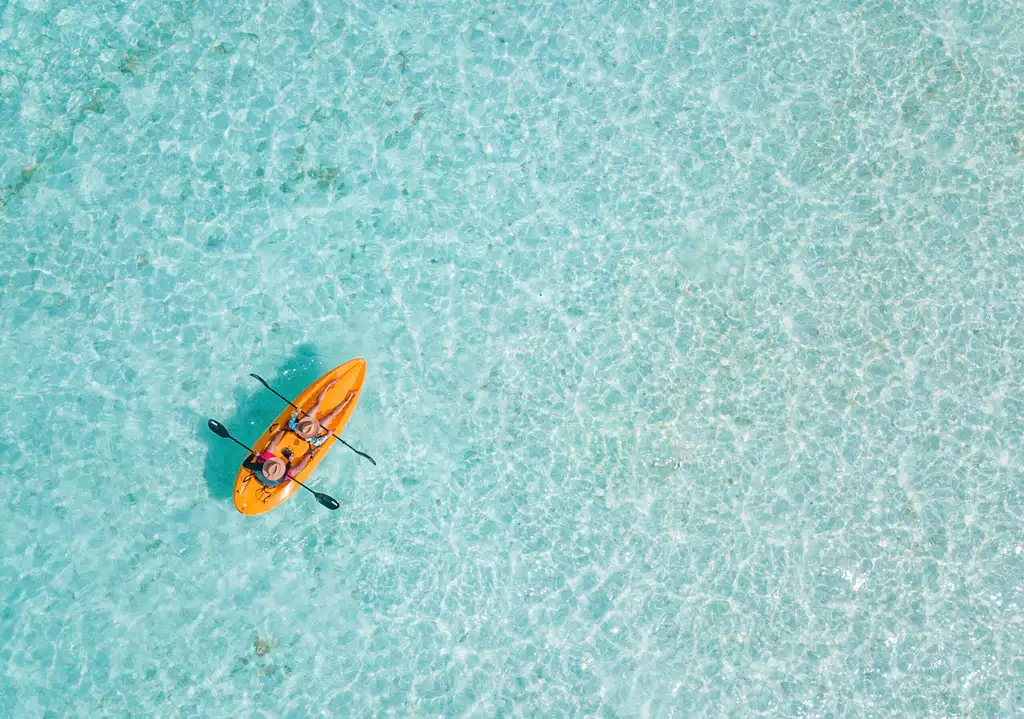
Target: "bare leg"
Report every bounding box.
[306,380,338,418]
[264,429,287,454]
[289,447,316,476]
[318,390,356,432]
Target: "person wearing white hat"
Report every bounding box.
[287,380,357,448]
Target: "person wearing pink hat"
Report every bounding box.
[241,429,314,488]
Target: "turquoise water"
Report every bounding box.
[1,0,1022,715]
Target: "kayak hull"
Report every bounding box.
[233,358,366,515]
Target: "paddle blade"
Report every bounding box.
[208,419,230,438]
[339,438,377,466]
[315,492,340,510]
[249,373,269,387]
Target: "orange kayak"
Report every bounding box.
[234,358,366,515]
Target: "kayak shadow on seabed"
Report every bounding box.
[199,343,326,501]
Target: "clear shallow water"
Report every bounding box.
[1,0,1022,715]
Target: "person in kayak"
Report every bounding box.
[288,379,357,447]
[242,429,314,488]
